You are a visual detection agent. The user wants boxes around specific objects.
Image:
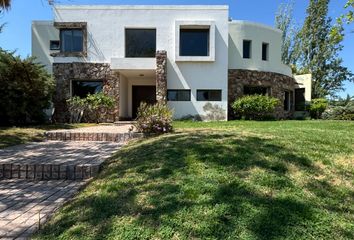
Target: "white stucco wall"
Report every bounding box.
[31,21,59,73]
[52,5,229,120]
[119,74,128,118]
[228,21,292,77]
[294,74,312,102]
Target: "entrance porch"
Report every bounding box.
[118,69,157,120]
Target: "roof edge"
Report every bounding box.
[229,20,282,33]
[54,5,229,10]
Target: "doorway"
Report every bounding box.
[132,85,156,119]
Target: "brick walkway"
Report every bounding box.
[0,141,121,165]
[0,179,86,239]
[0,129,125,239]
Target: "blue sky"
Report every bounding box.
[0,0,353,97]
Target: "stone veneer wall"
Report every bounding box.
[156,50,168,103]
[228,69,295,119]
[53,62,120,123]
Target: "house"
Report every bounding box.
[32,5,311,122]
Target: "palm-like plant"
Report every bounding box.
[0,0,11,10]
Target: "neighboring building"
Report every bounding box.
[32,5,311,122]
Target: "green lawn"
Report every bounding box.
[0,123,95,149]
[34,121,354,240]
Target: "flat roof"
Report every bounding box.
[54,5,229,10]
[229,20,282,33]
[32,21,53,25]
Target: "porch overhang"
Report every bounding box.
[110,58,156,70]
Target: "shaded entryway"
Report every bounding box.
[118,69,157,120]
[132,85,157,118]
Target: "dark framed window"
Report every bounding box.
[243,40,252,59]
[72,80,103,98]
[60,29,83,52]
[244,86,270,96]
[125,29,156,58]
[180,28,209,56]
[262,43,269,61]
[50,40,60,50]
[167,90,191,101]
[295,88,306,111]
[284,91,293,111]
[197,90,222,101]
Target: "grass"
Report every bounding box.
[0,123,95,149]
[34,120,354,240]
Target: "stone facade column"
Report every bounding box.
[53,63,73,123]
[52,62,120,123]
[103,70,120,122]
[156,50,168,103]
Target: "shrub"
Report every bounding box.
[322,101,354,120]
[66,97,86,123]
[134,102,173,134]
[66,93,115,123]
[85,93,115,123]
[231,95,280,120]
[309,98,328,119]
[0,49,54,125]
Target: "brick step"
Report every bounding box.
[45,131,143,142]
[0,163,101,180]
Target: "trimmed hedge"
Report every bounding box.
[309,98,328,119]
[232,95,280,120]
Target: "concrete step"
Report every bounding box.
[45,131,143,142]
[0,163,100,180]
[114,121,136,126]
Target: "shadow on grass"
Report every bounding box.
[0,124,94,148]
[0,132,44,149]
[35,132,354,240]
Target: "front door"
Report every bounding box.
[132,85,156,119]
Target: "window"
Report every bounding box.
[197,90,222,101]
[72,80,103,98]
[50,40,60,50]
[262,43,269,61]
[243,40,252,59]
[284,91,293,111]
[60,29,83,52]
[125,29,156,58]
[167,90,191,101]
[180,28,209,56]
[295,88,306,111]
[244,86,270,96]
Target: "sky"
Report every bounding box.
[0,0,353,97]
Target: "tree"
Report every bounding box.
[343,0,354,24]
[275,1,301,68]
[299,0,353,98]
[0,0,11,10]
[0,48,55,125]
[0,0,11,32]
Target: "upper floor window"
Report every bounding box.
[50,40,60,50]
[60,29,83,52]
[243,40,252,59]
[262,43,269,61]
[197,90,222,101]
[125,29,156,58]
[180,28,210,56]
